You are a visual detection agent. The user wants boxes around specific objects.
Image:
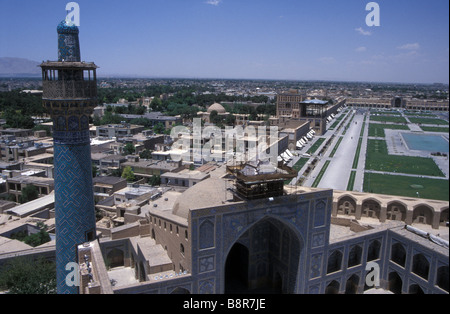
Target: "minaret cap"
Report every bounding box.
[57,19,81,62]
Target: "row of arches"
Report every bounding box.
[335,195,449,229]
[388,266,449,294]
[324,241,449,294]
[327,240,381,276]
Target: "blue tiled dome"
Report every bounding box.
[57,19,79,34]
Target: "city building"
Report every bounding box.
[276,90,346,135]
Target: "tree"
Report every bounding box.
[153,122,165,134]
[148,175,161,187]
[121,166,135,182]
[123,143,136,156]
[0,257,56,294]
[24,222,51,247]
[19,185,39,204]
[139,149,153,160]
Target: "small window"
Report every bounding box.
[180,243,185,256]
[86,230,95,242]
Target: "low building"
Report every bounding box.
[6,174,54,203]
[160,169,210,188]
[93,176,128,202]
[96,124,145,139]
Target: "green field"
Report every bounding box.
[365,139,445,177]
[352,138,363,169]
[293,158,309,172]
[420,126,450,133]
[368,123,410,137]
[370,115,408,124]
[307,138,326,155]
[408,117,449,125]
[312,160,330,188]
[329,137,343,158]
[347,171,357,191]
[364,173,449,201]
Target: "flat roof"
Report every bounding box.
[6,193,55,218]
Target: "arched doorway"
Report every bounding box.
[345,274,360,294]
[413,205,434,226]
[325,280,340,294]
[224,217,302,294]
[106,248,125,269]
[386,202,407,222]
[225,243,249,294]
[388,272,403,294]
[361,199,381,220]
[171,287,191,294]
[409,284,425,294]
[337,196,357,216]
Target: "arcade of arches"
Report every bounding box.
[334,193,448,230]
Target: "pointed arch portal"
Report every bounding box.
[224,217,302,294]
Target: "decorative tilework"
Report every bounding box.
[199,256,215,273]
[312,232,325,248]
[310,253,323,279]
[199,279,215,294]
[57,20,80,62]
[54,143,96,294]
[199,219,215,250]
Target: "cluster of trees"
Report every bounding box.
[0,91,45,129]
[0,256,56,294]
[9,222,51,248]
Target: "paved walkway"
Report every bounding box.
[315,112,365,190]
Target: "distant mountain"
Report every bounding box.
[0,57,41,77]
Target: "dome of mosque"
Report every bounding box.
[57,19,79,34]
[207,103,226,114]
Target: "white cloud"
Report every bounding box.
[397,43,420,50]
[205,0,222,6]
[356,46,367,52]
[355,27,372,36]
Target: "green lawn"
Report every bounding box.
[329,137,343,158]
[312,160,330,188]
[408,117,449,125]
[352,138,363,169]
[420,126,450,133]
[368,123,410,137]
[363,173,449,201]
[347,171,357,191]
[307,138,326,155]
[370,115,408,124]
[404,111,437,117]
[293,158,309,172]
[365,139,445,177]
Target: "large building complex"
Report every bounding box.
[276,89,346,135]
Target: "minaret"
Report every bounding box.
[41,19,98,294]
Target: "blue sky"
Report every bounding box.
[0,0,449,83]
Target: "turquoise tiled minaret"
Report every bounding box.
[41,20,98,294]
